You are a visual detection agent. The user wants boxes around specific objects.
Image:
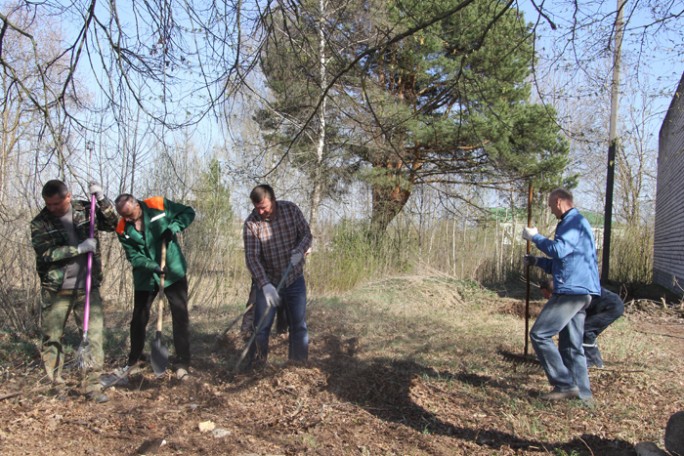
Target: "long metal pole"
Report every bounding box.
[524,181,532,356]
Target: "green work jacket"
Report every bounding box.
[116,196,195,291]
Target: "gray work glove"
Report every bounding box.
[89,182,105,202]
[523,254,538,267]
[262,283,281,308]
[77,238,97,254]
[522,226,538,241]
[153,265,166,276]
[290,250,303,266]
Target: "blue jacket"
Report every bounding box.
[534,208,600,296]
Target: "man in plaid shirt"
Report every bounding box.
[243,184,312,367]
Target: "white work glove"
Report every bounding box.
[262,283,281,308]
[523,254,538,267]
[77,238,97,254]
[522,226,538,241]
[89,182,105,201]
[290,251,303,266]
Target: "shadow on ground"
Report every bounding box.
[314,334,634,455]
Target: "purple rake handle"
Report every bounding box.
[83,193,96,334]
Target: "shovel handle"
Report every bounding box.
[156,241,167,332]
[276,261,294,291]
[83,193,96,334]
[234,260,296,372]
[524,181,533,356]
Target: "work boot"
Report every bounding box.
[541,387,580,401]
[100,364,139,388]
[85,379,109,404]
[45,364,65,385]
[87,390,109,404]
[175,367,190,381]
[583,343,604,369]
[47,381,69,401]
[114,364,133,377]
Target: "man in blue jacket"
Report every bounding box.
[522,188,600,403]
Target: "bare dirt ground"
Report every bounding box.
[1,277,682,455]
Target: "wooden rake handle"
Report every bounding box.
[156,241,167,333]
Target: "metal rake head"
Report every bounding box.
[76,343,97,371]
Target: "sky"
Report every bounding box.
[15,0,682,217]
[515,0,683,215]
[518,0,682,131]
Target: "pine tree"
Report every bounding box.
[259,0,569,233]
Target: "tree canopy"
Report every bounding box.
[258,0,570,232]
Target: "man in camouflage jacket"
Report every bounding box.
[30,179,118,403]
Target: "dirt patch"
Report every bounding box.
[1,276,682,455]
[497,297,545,319]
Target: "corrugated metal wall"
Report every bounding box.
[654,72,684,295]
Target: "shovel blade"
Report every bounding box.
[150,331,169,376]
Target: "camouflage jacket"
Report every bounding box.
[30,198,118,293]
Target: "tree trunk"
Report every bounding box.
[308,0,327,237]
[370,178,411,235]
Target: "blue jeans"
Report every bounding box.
[530,294,592,399]
[250,275,308,364]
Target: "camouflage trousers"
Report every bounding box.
[41,288,105,393]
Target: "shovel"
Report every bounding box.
[234,261,294,372]
[150,241,169,376]
[76,193,97,370]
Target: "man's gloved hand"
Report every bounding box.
[290,251,303,266]
[77,238,97,254]
[523,254,538,267]
[522,226,539,241]
[161,228,175,243]
[88,182,105,202]
[262,283,281,308]
[153,265,166,275]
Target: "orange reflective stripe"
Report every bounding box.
[116,218,126,235]
[144,196,165,211]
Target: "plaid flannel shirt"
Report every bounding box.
[243,200,312,289]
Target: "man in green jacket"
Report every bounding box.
[30,179,118,403]
[114,194,195,380]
